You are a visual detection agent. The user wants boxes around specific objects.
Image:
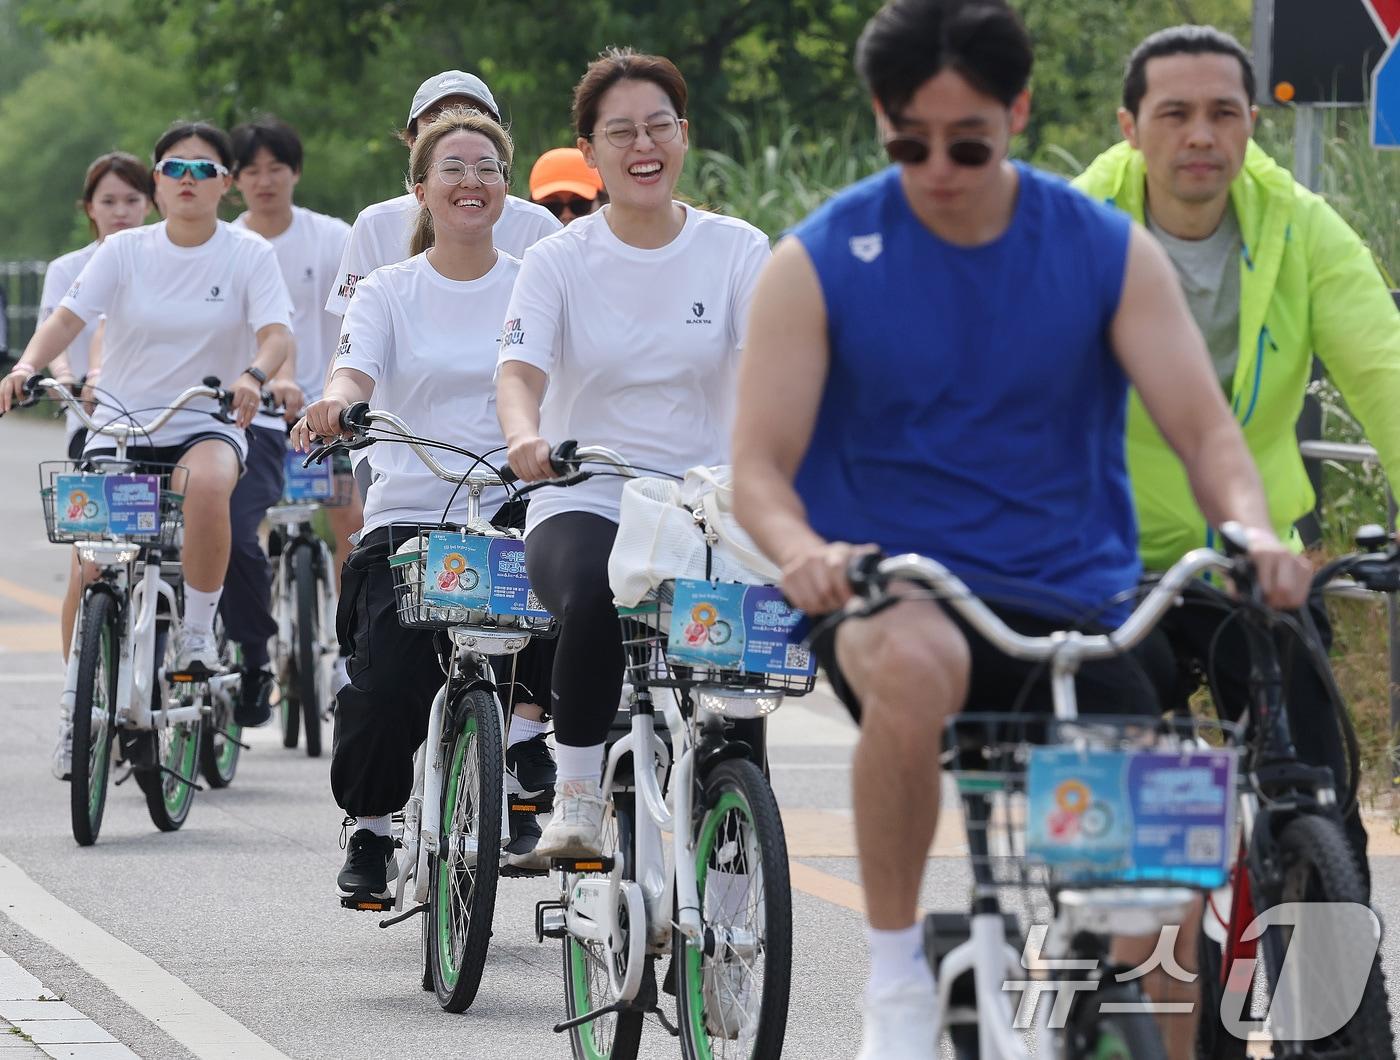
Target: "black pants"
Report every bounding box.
[526,512,625,748]
[332,519,556,818]
[219,425,284,670]
[1158,594,1369,891]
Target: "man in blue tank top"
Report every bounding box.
[731,1,1312,1056]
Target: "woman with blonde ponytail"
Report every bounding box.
[293,106,559,903]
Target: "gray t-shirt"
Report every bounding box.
[1147,205,1242,389]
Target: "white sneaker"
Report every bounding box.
[51,715,73,781]
[173,627,220,672]
[702,958,754,1039]
[535,791,608,860]
[855,977,940,1060]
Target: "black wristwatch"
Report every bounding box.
[242,366,268,385]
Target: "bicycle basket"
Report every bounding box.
[39,460,186,549]
[619,579,817,697]
[945,712,1240,916]
[388,527,556,640]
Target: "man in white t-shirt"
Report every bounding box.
[324,69,560,317]
[228,116,354,724]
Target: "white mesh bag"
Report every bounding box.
[608,465,781,607]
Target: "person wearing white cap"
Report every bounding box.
[325,70,560,317]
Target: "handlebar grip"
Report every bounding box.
[497,463,519,486]
[22,374,43,397]
[847,549,887,596]
[1216,521,1251,559]
[202,375,222,390]
[341,402,370,431]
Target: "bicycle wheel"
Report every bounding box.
[427,688,503,1011]
[1065,984,1167,1060]
[563,791,644,1060]
[292,543,322,758]
[1196,916,1249,1060]
[198,619,242,788]
[70,591,119,847]
[137,628,202,831]
[676,758,792,1060]
[1262,814,1393,1059]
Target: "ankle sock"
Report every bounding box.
[184,587,222,635]
[355,815,392,837]
[554,742,605,793]
[867,923,934,995]
[507,715,550,749]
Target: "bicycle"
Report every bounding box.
[307,402,555,1012]
[1192,524,1395,1060]
[9,374,241,844]
[840,536,1262,1059]
[515,443,809,1060]
[268,442,353,757]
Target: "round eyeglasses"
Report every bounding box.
[589,115,684,150]
[435,158,507,186]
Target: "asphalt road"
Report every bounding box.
[0,413,1396,1059]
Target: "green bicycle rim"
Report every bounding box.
[685,790,752,1059]
[164,724,198,815]
[435,717,476,987]
[86,619,115,822]
[216,720,242,773]
[568,936,616,1060]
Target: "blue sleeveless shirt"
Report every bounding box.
[792,163,1139,623]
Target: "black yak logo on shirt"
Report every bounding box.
[205,285,224,303]
[686,300,711,325]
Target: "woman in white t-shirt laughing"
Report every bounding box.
[1,121,295,675]
[293,108,557,903]
[496,49,772,860]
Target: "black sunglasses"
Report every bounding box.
[883,134,995,168]
[541,196,593,218]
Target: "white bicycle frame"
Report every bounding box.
[269,505,340,715]
[862,545,1245,1059]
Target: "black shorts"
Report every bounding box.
[85,431,246,475]
[66,428,88,461]
[810,600,1173,722]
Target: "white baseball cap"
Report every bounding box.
[408,70,499,125]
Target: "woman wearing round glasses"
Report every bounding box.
[1,121,294,675]
[291,107,557,902]
[496,48,772,863]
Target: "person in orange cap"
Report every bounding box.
[529,147,605,224]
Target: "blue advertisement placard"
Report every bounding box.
[421,530,550,619]
[283,447,333,502]
[665,579,815,677]
[1026,747,1235,887]
[56,474,160,537]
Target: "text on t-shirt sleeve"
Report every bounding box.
[333,278,394,384]
[496,247,563,377]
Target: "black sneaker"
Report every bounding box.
[506,732,556,808]
[235,668,274,727]
[504,807,546,874]
[337,829,397,904]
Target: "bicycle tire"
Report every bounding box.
[1067,984,1167,1060]
[427,688,502,1011]
[676,758,792,1060]
[274,548,299,749]
[198,618,242,788]
[1263,813,1393,1059]
[1195,920,1249,1060]
[293,544,322,758]
[137,626,201,832]
[70,591,119,847]
[563,791,645,1060]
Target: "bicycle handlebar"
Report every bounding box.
[15,375,236,437]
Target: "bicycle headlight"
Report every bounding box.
[694,690,783,718]
[78,543,140,565]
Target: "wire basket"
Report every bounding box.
[39,460,185,549]
[388,528,556,639]
[619,583,817,696]
[945,712,1240,925]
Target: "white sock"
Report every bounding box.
[184,586,222,635]
[867,923,934,996]
[554,741,605,795]
[355,815,392,837]
[507,714,550,748]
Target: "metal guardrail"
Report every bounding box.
[1299,436,1400,779]
[1,260,47,357]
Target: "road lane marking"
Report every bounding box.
[788,861,866,914]
[0,578,62,617]
[0,854,292,1060]
[0,625,60,654]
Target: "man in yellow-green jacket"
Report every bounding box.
[1075,25,1400,892]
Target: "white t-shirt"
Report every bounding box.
[233,205,350,404]
[497,204,772,532]
[336,252,520,534]
[39,242,101,439]
[325,192,559,315]
[60,221,294,455]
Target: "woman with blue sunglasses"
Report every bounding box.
[2,120,295,676]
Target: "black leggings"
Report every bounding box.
[526,512,625,748]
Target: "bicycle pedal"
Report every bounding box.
[508,799,553,815]
[166,663,217,685]
[340,894,392,912]
[551,856,614,874]
[501,863,549,879]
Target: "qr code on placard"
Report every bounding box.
[526,589,544,613]
[784,643,811,671]
[1186,826,1222,863]
[137,512,156,530]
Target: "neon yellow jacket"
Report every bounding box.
[1073,140,1400,570]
